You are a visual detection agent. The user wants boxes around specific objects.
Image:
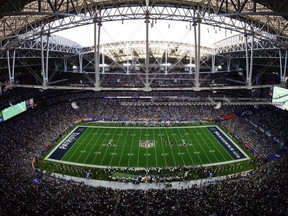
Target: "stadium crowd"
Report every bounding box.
[48,70,239,89]
[0,88,287,215]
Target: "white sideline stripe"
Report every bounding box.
[82,125,216,129]
[215,126,250,160]
[45,156,249,169]
[44,126,80,160]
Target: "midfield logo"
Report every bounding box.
[139,140,155,148]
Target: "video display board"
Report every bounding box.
[2,101,27,121]
[272,86,288,111]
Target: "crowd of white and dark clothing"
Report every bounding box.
[0,88,287,215]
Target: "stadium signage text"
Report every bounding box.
[47,127,87,160]
[206,126,247,160]
[214,131,241,159]
[59,132,80,150]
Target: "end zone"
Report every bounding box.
[208,126,249,160]
[45,127,87,160]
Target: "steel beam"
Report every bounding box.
[102,53,106,74]
[40,33,46,88]
[248,32,254,87]
[94,11,101,90]
[245,33,250,86]
[193,14,200,90]
[211,52,215,73]
[79,53,83,73]
[6,49,15,85]
[13,83,280,91]
[144,0,150,90]
[45,34,50,86]
[280,49,288,84]
[284,50,288,84]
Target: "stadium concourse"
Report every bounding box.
[0,88,288,215]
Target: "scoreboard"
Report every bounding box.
[2,101,27,121]
[0,98,34,122]
[272,86,288,111]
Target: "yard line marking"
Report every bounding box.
[196,127,219,162]
[137,128,141,167]
[158,128,168,166]
[108,128,123,166]
[82,128,102,164]
[152,127,158,167]
[176,127,194,165]
[202,127,231,162]
[98,127,114,165]
[90,128,109,165]
[129,127,137,167]
[190,127,213,164]
[183,127,203,165]
[118,127,129,167]
[170,128,185,165]
[104,127,119,166]
[75,128,99,163]
[83,126,103,163]
[66,128,94,162]
[164,127,177,167]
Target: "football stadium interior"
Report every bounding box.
[0,0,288,215]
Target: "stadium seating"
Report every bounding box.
[0,88,287,215]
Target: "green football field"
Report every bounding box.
[45,125,249,168]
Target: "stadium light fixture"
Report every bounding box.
[186,63,195,67]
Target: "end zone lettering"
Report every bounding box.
[208,127,246,160]
[59,132,80,150]
[47,127,87,160]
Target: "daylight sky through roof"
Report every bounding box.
[55,19,239,48]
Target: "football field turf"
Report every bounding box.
[45,125,249,168]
